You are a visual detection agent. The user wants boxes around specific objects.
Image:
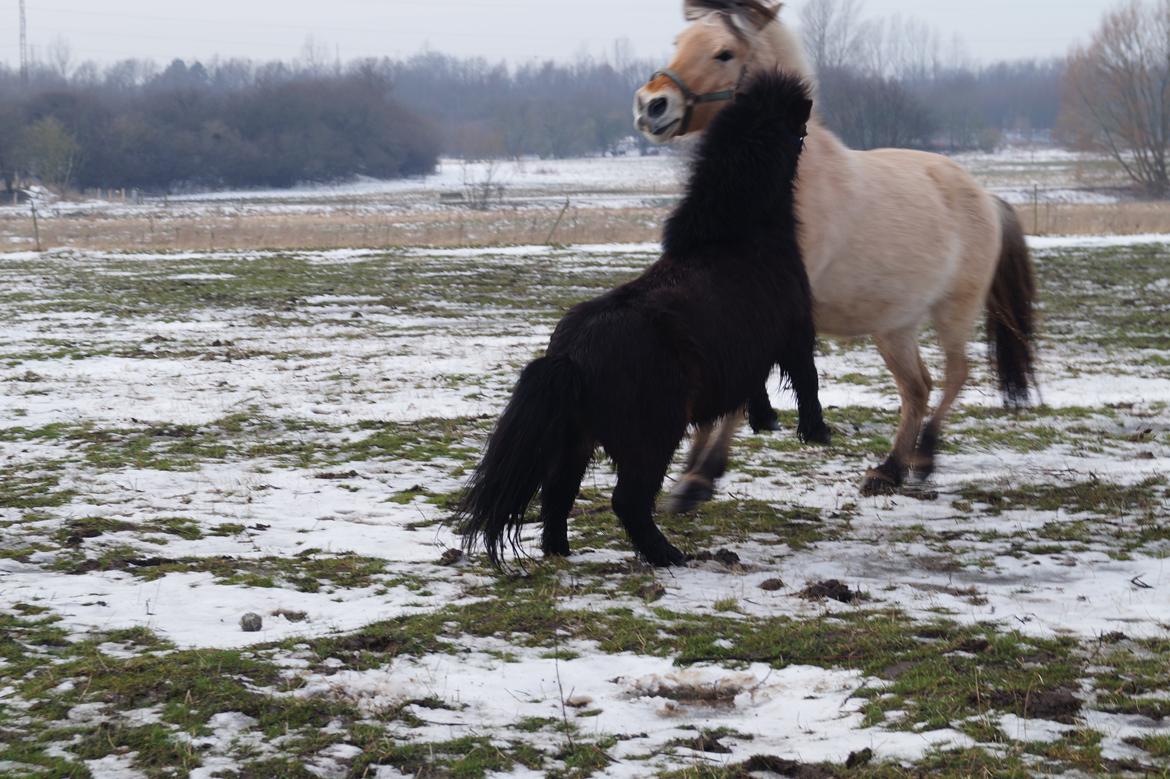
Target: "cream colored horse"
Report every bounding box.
[635,0,1037,501]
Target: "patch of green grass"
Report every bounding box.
[0,609,71,668]
[958,477,1165,517]
[74,722,201,775]
[54,516,136,545]
[566,491,834,554]
[1127,733,1170,759]
[0,468,75,510]
[350,735,518,778]
[56,551,390,593]
[342,416,488,465]
[53,516,202,547]
[0,414,490,473]
[516,716,560,733]
[548,738,617,778]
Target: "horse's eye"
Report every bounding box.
[716,50,734,62]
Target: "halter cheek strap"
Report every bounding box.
[651,66,747,136]
[650,67,811,151]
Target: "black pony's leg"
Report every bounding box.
[609,421,689,566]
[779,323,832,445]
[539,437,595,558]
[613,465,687,567]
[747,384,781,433]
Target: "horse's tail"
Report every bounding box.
[986,197,1038,407]
[456,355,583,567]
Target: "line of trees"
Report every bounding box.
[2,1,1138,195]
[800,0,1064,151]
[0,59,440,194]
[384,46,653,160]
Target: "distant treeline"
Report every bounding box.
[816,59,1064,152]
[387,50,1063,158]
[385,50,651,159]
[0,59,440,193]
[795,0,1067,151]
[0,42,1062,193]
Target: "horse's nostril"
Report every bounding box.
[648,97,668,119]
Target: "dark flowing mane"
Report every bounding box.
[663,71,812,257]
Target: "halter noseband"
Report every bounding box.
[650,66,747,137]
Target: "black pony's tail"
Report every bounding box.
[456,356,582,567]
[987,198,1038,407]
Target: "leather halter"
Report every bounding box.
[650,66,747,137]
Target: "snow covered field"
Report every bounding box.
[0,234,1168,777]
[0,145,1128,224]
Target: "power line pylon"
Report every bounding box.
[19,0,29,87]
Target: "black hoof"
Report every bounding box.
[662,476,715,515]
[541,539,571,558]
[860,460,905,497]
[800,422,833,446]
[641,543,690,568]
[749,410,782,434]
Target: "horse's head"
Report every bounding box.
[634,0,806,143]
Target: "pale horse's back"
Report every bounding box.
[801,143,1001,337]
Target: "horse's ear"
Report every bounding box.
[683,0,781,28]
[796,97,813,125]
[758,1,784,24]
[730,1,782,32]
[683,0,707,21]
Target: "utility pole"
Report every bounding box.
[19,0,29,87]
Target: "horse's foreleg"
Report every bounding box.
[664,414,739,514]
[612,450,688,567]
[747,384,781,433]
[863,328,931,497]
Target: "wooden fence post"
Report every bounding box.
[30,199,42,252]
[546,198,571,245]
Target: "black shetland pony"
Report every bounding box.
[458,72,826,567]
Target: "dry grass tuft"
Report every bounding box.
[4,199,1170,254]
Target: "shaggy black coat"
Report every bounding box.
[457,72,825,567]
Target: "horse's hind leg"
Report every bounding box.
[539,436,596,558]
[914,309,975,481]
[779,320,831,445]
[664,415,738,515]
[684,423,713,473]
[862,327,932,496]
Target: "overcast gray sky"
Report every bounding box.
[2,1,1114,68]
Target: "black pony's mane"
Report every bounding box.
[663,71,812,257]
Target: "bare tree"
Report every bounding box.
[1062,0,1170,197]
[818,68,935,149]
[799,0,867,73]
[18,116,80,192]
[854,15,939,81]
[462,159,506,210]
[299,35,336,75]
[47,36,73,80]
